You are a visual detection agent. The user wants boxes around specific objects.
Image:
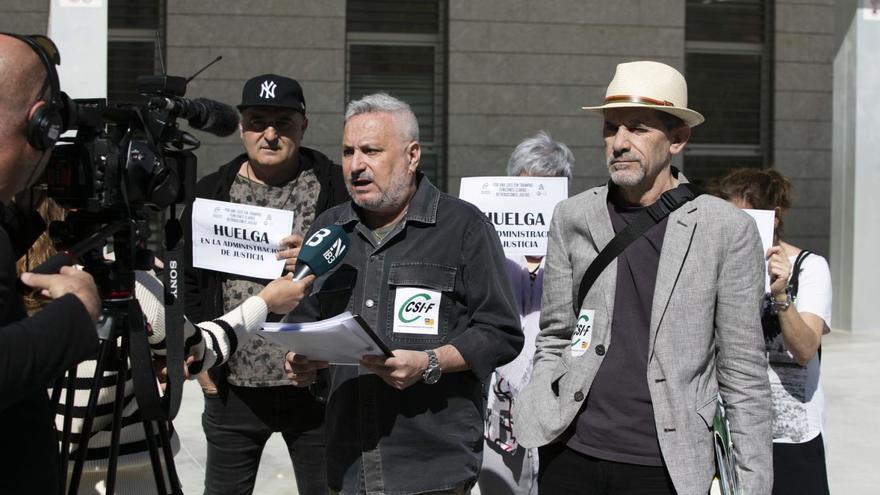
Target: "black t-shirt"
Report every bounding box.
[567,188,668,466]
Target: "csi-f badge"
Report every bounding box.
[393,287,441,335]
[571,309,594,357]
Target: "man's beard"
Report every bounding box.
[608,159,646,188]
[347,171,413,213]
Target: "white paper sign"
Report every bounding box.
[744,209,775,292]
[191,198,294,280]
[459,176,568,256]
[60,0,103,7]
[863,0,880,20]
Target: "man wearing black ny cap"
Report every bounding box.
[183,74,347,494]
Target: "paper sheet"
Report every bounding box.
[191,198,293,279]
[258,312,390,365]
[459,176,568,256]
[744,209,775,292]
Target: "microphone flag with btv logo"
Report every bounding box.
[293,225,351,281]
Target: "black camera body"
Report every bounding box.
[45,75,201,215]
[31,61,238,491]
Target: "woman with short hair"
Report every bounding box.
[716,168,831,495]
[479,131,574,495]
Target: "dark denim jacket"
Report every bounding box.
[290,175,523,494]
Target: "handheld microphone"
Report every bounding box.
[150,96,240,137]
[292,225,350,281]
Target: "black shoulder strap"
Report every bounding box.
[789,249,819,361]
[789,250,812,298]
[575,183,701,312]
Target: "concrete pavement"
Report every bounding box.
[174,380,303,494]
[172,330,880,494]
[822,330,880,493]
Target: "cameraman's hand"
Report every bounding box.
[258,273,315,314]
[20,266,101,322]
[277,234,303,274]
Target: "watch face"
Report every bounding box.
[424,366,441,384]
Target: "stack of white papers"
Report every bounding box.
[258,312,391,365]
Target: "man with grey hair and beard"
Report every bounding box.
[513,61,771,494]
[284,92,523,495]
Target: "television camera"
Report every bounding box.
[37,72,238,495]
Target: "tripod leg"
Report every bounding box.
[69,340,113,495]
[103,344,128,495]
[142,420,169,494]
[156,420,183,494]
[58,366,78,491]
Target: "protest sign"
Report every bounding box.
[744,208,775,292]
[459,176,567,256]
[191,198,294,279]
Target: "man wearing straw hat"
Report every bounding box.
[513,61,772,494]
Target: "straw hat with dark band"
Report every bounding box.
[582,61,705,127]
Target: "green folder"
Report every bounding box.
[713,395,740,495]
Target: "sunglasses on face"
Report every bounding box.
[242,116,299,133]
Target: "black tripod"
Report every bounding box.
[43,219,186,495]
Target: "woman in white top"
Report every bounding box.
[716,168,831,495]
[478,131,574,495]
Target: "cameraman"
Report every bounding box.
[0,33,101,493]
[16,196,315,493]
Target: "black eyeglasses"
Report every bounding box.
[243,117,299,133]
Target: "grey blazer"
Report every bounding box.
[512,179,773,495]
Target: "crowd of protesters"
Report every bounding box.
[0,31,832,495]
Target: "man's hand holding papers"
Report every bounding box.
[284,353,329,387]
[271,313,393,385]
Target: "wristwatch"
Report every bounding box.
[772,285,794,312]
[422,349,442,385]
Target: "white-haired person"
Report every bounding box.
[285,93,523,494]
[478,131,574,495]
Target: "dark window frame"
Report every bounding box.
[683,0,775,186]
[107,0,166,105]
[107,0,167,253]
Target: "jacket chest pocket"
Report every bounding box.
[385,262,457,348]
[316,265,358,318]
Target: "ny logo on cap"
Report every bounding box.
[259,80,277,99]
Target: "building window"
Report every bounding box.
[107,0,167,254]
[108,0,165,104]
[346,0,447,187]
[684,0,773,186]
